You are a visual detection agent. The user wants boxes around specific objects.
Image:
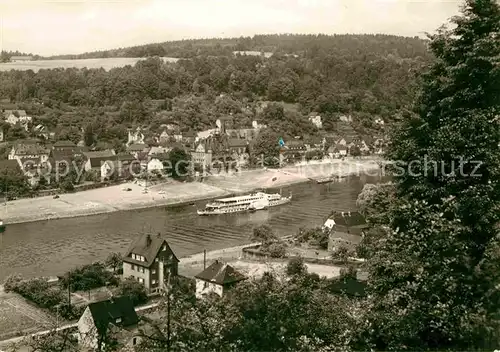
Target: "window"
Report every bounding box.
[139,278,144,284]
[131,265,135,271]
[155,258,159,262]
[115,318,122,324]
[152,280,157,285]
[203,281,209,289]
[152,269,156,275]
[133,337,137,345]
[163,245,167,251]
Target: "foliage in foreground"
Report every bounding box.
[357,0,500,350]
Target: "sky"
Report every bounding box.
[0,0,462,56]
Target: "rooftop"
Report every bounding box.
[195,260,247,285]
[87,296,138,336]
[83,150,116,159]
[123,233,179,268]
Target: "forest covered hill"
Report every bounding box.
[46,34,430,60]
[0,34,432,148]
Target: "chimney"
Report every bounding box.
[157,232,161,238]
[146,234,152,247]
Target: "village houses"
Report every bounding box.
[194,260,247,298]
[323,211,368,252]
[83,150,116,174]
[122,233,179,294]
[2,110,32,131]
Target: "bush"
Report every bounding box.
[267,242,287,258]
[286,257,308,276]
[54,303,86,320]
[118,277,148,306]
[60,262,117,291]
[5,276,66,309]
[3,274,23,292]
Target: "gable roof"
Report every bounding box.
[90,156,112,168]
[13,143,49,156]
[195,260,247,285]
[123,233,179,268]
[128,143,149,152]
[329,211,367,228]
[116,153,136,162]
[87,296,138,336]
[149,153,170,161]
[84,150,116,159]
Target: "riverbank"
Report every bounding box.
[2,157,381,225]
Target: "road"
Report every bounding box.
[0,302,159,351]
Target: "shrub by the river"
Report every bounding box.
[3,274,65,309]
[59,262,118,291]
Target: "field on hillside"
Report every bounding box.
[0,57,179,72]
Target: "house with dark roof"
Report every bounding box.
[8,141,50,164]
[127,143,150,158]
[323,211,368,252]
[147,153,170,173]
[101,153,140,181]
[194,260,247,298]
[122,233,179,294]
[83,149,116,173]
[191,140,213,169]
[77,296,139,351]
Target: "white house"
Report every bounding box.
[127,127,144,146]
[308,115,322,129]
[194,260,246,298]
[83,150,116,172]
[3,110,32,131]
[8,142,50,163]
[147,153,169,173]
[339,115,353,123]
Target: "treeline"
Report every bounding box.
[0,50,40,62]
[46,34,431,60]
[0,34,430,141]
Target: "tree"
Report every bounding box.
[361,1,500,350]
[118,277,148,306]
[168,147,191,179]
[105,252,123,273]
[286,257,308,276]
[83,123,95,147]
[250,224,277,246]
[356,183,395,225]
[15,328,79,352]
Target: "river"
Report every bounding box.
[0,175,385,281]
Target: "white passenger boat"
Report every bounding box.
[197,191,292,215]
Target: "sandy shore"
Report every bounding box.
[2,157,381,225]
